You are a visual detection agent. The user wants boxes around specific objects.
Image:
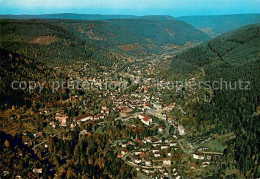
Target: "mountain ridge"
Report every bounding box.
[0,13,175,21]
[177,14,260,37]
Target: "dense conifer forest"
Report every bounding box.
[171,24,260,177]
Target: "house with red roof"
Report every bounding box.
[144,102,152,110]
[105,108,110,115]
[117,153,122,158]
[144,87,149,93]
[121,149,128,155]
[94,115,99,120]
[135,139,143,145]
[190,163,197,169]
[139,152,145,157]
[139,113,152,125]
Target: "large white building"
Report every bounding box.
[193,152,205,160]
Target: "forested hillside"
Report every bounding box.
[0,49,56,109]
[0,20,94,66]
[177,14,260,37]
[0,18,209,66]
[171,24,260,177]
[58,18,210,53]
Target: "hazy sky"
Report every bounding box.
[0,0,260,17]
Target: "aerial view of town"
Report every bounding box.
[0,0,260,178]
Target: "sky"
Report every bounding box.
[0,0,260,17]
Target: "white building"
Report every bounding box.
[161,145,169,150]
[158,126,164,133]
[201,161,210,167]
[121,149,128,155]
[178,124,185,135]
[145,159,152,166]
[193,152,205,160]
[154,152,161,158]
[142,168,154,174]
[134,151,142,155]
[163,158,172,166]
[134,157,142,164]
[55,115,68,127]
[152,148,160,153]
[81,116,93,122]
[169,142,178,147]
[32,168,42,174]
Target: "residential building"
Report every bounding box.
[163,158,171,166]
[139,114,152,125]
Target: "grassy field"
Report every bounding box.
[202,139,225,152]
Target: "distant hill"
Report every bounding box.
[57,18,210,50]
[0,13,175,21]
[0,18,209,67]
[0,13,137,20]
[0,14,211,54]
[177,14,260,37]
[171,24,260,177]
[136,15,176,21]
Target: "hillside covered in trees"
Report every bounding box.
[177,14,260,37]
[0,49,57,109]
[0,18,210,65]
[58,18,210,48]
[171,24,260,177]
[0,20,125,67]
[0,20,94,66]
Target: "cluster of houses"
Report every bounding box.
[78,106,110,122]
[49,105,111,128]
[54,58,181,128]
[191,151,215,169]
[114,136,183,178]
[52,57,216,179]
